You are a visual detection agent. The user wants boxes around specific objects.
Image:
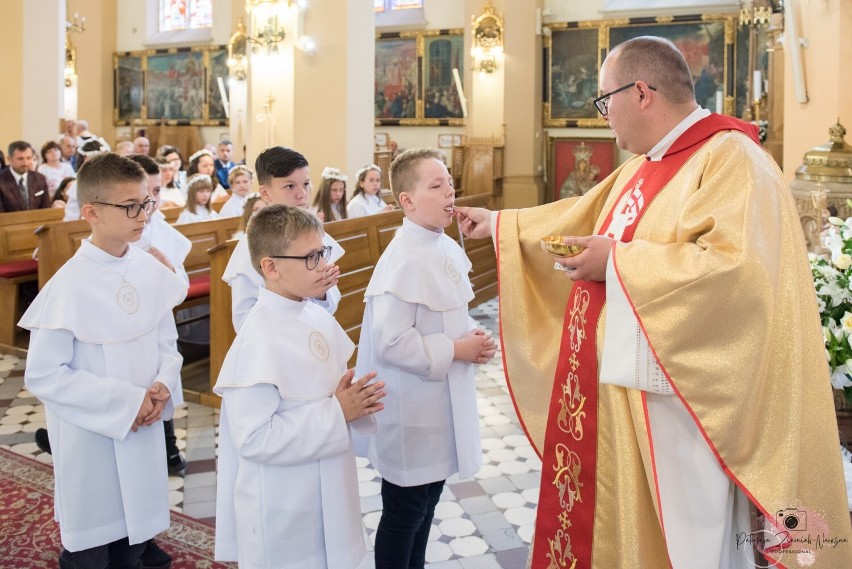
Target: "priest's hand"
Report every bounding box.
[335,369,386,422]
[133,392,155,433]
[140,382,172,427]
[314,263,340,300]
[455,207,493,240]
[557,235,613,282]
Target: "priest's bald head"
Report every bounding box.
[598,36,699,155]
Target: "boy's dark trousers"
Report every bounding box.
[59,537,146,569]
[374,478,446,569]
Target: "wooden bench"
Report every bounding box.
[160,205,182,224]
[0,208,65,346]
[204,193,496,398]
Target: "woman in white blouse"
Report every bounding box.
[38,141,75,198]
[346,164,394,218]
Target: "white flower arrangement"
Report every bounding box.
[811,205,852,405]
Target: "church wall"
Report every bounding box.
[782,0,852,180]
[0,2,25,148]
[73,0,117,148]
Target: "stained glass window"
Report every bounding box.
[160,0,212,32]
[375,0,385,12]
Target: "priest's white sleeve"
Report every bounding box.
[600,249,674,395]
[155,311,183,416]
[25,328,146,440]
[222,383,351,466]
[370,294,454,381]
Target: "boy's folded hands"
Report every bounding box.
[335,369,386,422]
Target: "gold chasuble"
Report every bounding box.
[497,114,852,568]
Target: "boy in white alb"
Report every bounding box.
[223,146,343,331]
[19,153,185,569]
[356,149,496,568]
[214,205,386,568]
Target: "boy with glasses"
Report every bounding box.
[20,153,186,569]
[223,146,343,332]
[214,205,385,568]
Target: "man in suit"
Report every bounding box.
[213,139,235,189]
[0,141,50,212]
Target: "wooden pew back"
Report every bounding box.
[0,208,65,346]
[0,208,64,263]
[176,217,241,281]
[160,206,182,224]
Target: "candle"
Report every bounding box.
[715,90,723,114]
[753,70,762,101]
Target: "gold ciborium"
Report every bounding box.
[540,236,585,271]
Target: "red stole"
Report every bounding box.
[530,115,759,569]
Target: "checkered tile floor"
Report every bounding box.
[0,298,538,568]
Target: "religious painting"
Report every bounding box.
[548,137,616,203]
[207,47,230,123]
[543,14,741,127]
[114,54,144,124]
[375,35,419,123]
[114,46,228,126]
[608,15,735,115]
[146,50,206,122]
[423,32,465,122]
[546,27,601,125]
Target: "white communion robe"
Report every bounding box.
[222,231,344,332]
[355,218,483,486]
[19,240,186,552]
[346,192,386,218]
[133,210,191,406]
[214,287,373,568]
[218,192,247,218]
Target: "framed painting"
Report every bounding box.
[423,31,464,122]
[145,50,206,123]
[375,35,419,123]
[114,54,144,124]
[207,47,230,123]
[548,137,616,203]
[607,15,736,115]
[374,132,389,148]
[545,26,602,126]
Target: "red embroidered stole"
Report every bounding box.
[530,115,759,569]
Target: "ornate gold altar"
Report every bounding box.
[790,122,852,251]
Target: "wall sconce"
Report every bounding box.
[228,19,248,80]
[471,4,503,74]
[246,0,288,55]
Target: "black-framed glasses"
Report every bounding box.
[593,82,657,116]
[91,198,156,218]
[268,245,332,270]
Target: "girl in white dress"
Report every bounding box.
[176,174,218,224]
[346,164,394,218]
[311,167,349,222]
[187,148,229,204]
[232,193,267,240]
[218,165,254,218]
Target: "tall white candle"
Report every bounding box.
[715,90,723,114]
[753,70,762,101]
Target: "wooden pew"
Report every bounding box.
[160,205,182,224]
[0,208,64,346]
[205,193,496,395]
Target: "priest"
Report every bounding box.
[457,36,852,568]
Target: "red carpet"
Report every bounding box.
[0,447,234,568]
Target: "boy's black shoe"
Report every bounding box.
[140,539,172,569]
[167,451,187,475]
[35,428,52,454]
